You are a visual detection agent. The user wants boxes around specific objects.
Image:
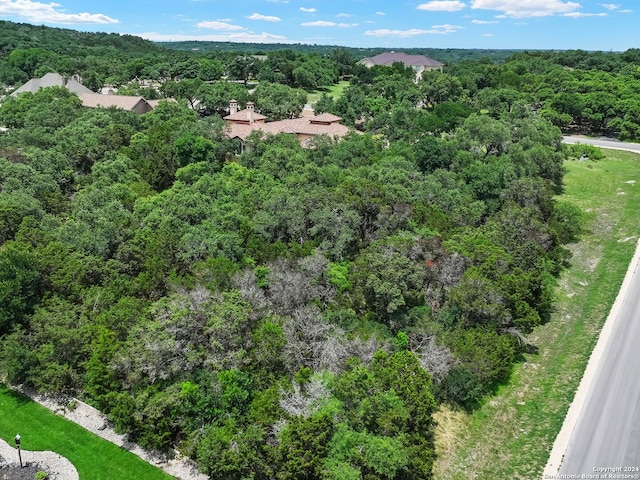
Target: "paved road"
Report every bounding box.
[558,278,640,475]
[552,137,640,476]
[563,135,640,153]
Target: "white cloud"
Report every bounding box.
[483,33,495,36]
[431,23,465,33]
[246,13,281,22]
[417,1,467,11]
[197,20,245,30]
[365,24,463,37]
[599,4,633,13]
[375,11,386,15]
[301,20,337,26]
[471,19,499,23]
[365,28,431,37]
[562,11,607,16]
[300,20,358,28]
[300,7,317,13]
[137,31,291,43]
[0,0,118,24]
[336,13,352,17]
[470,0,581,18]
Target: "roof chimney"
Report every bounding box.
[247,101,255,124]
[229,99,238,115]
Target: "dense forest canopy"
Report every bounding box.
[0,20,637,479]
[0,21,158,55]
[157,41,520,63]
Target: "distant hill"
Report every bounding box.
[0,20,161,57]
[157,41,521,64]
[0,20,519,66]
[0,21,170,88]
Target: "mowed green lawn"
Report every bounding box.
[307,80,350,105]
[0,385,173,480]
[434,149,640,479]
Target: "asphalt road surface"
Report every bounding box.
[555,137,640,476]
[563,135,640,154]
[558,283,640,475]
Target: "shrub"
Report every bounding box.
[437,366,484,410]
[551,201,585,244]
[567,143,604,161]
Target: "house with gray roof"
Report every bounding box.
[358,52,444,80]
[11,72,93,96]
[12,73,172,114]
[79,93,154,114]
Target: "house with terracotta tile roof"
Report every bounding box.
[224,101,353,151]
[79,93,154,114]
[358,51,444,80]
[224,100,268,125]
[11,72,93,96]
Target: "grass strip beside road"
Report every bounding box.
[433,150,640,479]
[0,385,173,480]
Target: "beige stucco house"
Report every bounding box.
[358,52,444,80]
[224,100,353,151]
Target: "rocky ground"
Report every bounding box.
[0,463,41,480]
[0,440,78,480]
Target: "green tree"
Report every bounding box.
[8,48,53,77]
[331,47,355,77]
[162,78,204,109]
[325,423,409,479]
[228,55,260,86]
[353,237,426,325]
[127,125,179,190]
[0,193,45,243]
[253,82,307,121]
[198,421,267,480]
[0,245,40,336]
[196,80,248,116]
[420,71,465,107]
[198,58,224,81]
[174,133,217,167]
[277,413,334,480]
[84,327,122,409]
[27,297,94,393]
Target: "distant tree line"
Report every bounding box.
[3,21,640,139]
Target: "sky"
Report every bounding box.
[0,0,637,51]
